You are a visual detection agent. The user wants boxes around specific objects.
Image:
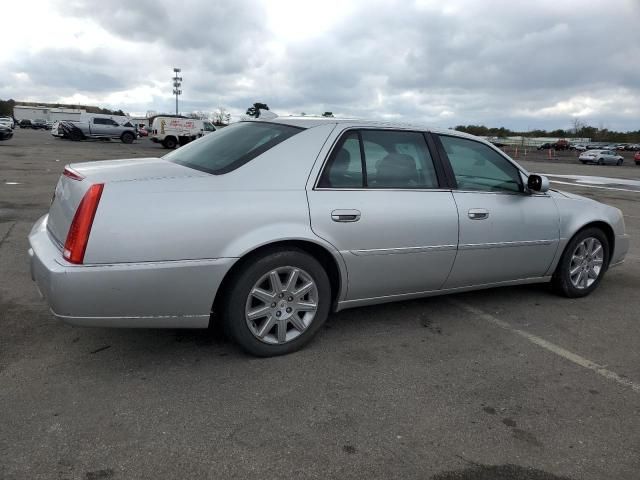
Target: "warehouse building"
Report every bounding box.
[13,106,84,122]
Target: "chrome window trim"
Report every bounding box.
[313,187,453,193]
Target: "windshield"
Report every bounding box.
[164,121,303,175]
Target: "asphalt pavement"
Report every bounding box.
[1,129,639,479]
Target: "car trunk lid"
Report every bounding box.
[47,157,207,247]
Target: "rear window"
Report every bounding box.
[164,122,303,175]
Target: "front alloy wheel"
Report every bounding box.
[552,227,609,298]
[568,237,604,290]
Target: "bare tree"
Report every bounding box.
[571,118,585,136]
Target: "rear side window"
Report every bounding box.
[439,135,523,193]
[317,132,364,188]
[318,129,439,189]
[165,122,303,175]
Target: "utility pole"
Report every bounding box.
[173,68,182,115]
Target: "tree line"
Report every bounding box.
[454,122,640,143]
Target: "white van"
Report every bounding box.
[150,117,216,149]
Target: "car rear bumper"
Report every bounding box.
[28,214,236,328]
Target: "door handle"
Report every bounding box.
[468,208,489,220]
[331,209,361,222]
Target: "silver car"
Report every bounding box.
[29,117,630,356]
[579,149,625,165]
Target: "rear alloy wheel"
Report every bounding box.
[552,227,609,298]
[121,131,135,144]
[223,249,331,356]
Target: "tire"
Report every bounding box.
[597,158,604,165]
[617,159,623,166]
[222,249,331,357]
[121,131,135,144]
[69,130,83,141]
[552,227,609,298]
[580,161,586,164]
[163,136,177,149]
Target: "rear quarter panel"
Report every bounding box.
[84,123,339,264]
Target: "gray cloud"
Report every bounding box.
[2,0,638,130]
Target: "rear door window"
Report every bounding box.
[318,129,439,189]
[165,122,303,175]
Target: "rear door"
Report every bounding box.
[307,128,459,301]
[435,134,560,288]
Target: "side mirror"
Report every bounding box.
[527,174,549,193]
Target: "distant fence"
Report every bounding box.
[482,136,591,147]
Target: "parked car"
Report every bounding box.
[0,124,13,141]
[537,142,553,150]
[579,149,624,165]
[31,119,48,130]
[0,117,14,130]
[19,119,32,128]
[150,116,216,149]
[137,125,149,137]
[28,117,630,356]
[634,151,640,165]
[571,144,587,151]
[56,117,138,143]
[627,144,640,151]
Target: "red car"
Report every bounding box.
[634,151,640,165]
[137,126,149,137]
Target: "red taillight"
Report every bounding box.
[63,184,104,264]
[63,167,84,181]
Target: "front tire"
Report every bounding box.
[552,227,609,298]
[121,131,135,144]
[597,158,604,165]
[617,159,623,166]
[222,249,331,356]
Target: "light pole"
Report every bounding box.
[173,68,182,115]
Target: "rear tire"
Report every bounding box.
[69,130,83,141]
[163,136,177,149]
[222,249,331,357]
[552,227,609,298]
[617,159,623,166]
[597,158,604,165]
[121,131,135,144]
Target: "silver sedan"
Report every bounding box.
[29,117,630,356]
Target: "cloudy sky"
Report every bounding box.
[1,0,639,131]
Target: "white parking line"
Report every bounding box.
[549,180,640,194]
[451,300,640,393]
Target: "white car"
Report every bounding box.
[579,150,624,165]
[0,117,14,129]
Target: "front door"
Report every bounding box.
[307,129,459,301]
[435,134,560,288]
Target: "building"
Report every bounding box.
[13,106,84,122]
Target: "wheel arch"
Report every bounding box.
[209,239,345,327]
[553,220,615,275]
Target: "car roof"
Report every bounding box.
[246,116,481,141]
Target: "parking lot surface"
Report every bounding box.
[1,129,639,479]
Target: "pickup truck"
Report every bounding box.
[55,117,138,143]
